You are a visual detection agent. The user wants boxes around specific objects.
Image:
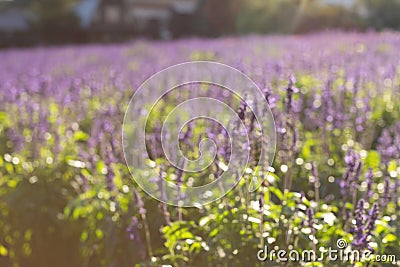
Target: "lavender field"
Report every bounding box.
[1,32,400,266]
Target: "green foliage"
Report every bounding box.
[236,0,302,34]
[236,0,362,34]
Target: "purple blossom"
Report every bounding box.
[352,199,379,251]
[284,74,299,113]
[126,216,139,241]
[365,168,374,199]
[134,189,146,215]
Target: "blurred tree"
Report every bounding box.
[296,3,362,32]
[236,0,361,34]
[236,0,307,34]
[21,0,81,43]
[29,0,80,30]
[358,0,400,30]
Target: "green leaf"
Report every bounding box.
[383,233,397,243]
[269,187,283,201]
[209,228,219,237]
[7,179,18,188]
[0,245,8,256]
[364,150,380,170]
[80,231,88,242]
[95,229,104,239]
[304,262,323,267]
[189,242,202,253]
[73,130,88,141]
[178,231,194,240]
[388,160,397,173]
[0,112,11,127]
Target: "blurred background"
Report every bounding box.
[1,0,400,47]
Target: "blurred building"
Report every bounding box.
[0,0,199,46]
[322,0,355,8]
[0,5,34,46]
[0,7,32,32]
[77,0,199,39]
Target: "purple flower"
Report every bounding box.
[284,74,299,113]
[365,168,374,199]
[341,149,362,196]
[344,149,360,168]
[352,199,379,251]
[381,176,390,207]
[105,167,115,192]
[134,189,146,215]
[126,216,139,241]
